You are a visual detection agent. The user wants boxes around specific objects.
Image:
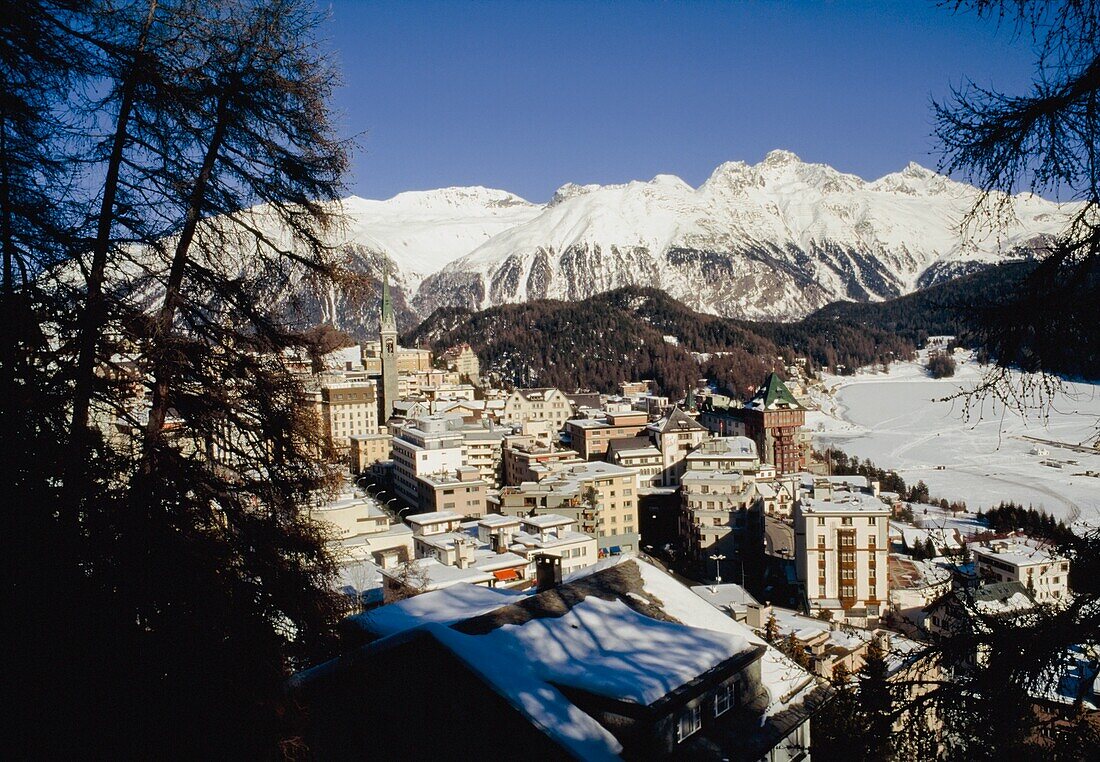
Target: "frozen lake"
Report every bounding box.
[807,353,1100,527]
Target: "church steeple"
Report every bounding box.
[380,263,396,334]
[379,262,399,425]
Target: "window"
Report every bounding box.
[714,683,734,716]
[867,517,876,525]
[842,517,853,525]
[677,705,702,742]
[817,517,825,525]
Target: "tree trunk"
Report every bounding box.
[141,88,232,470]
[68,0,158,443]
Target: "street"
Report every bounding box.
[764,515,794,558]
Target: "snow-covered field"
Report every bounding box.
[807,351,1100,526]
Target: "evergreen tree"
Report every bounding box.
[857,638,894,761]
[3,1,353,756]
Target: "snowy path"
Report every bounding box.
[807,353,1100,526]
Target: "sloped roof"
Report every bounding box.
[606,435,657,455]
[746,373,803,411]
[653,405,707,434]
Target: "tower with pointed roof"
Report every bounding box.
[741,372,807,475]
[379,265,398,424]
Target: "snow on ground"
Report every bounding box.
[807,351,1100,526]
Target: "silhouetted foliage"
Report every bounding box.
[2,1,351,756]
[935,0,1100,402]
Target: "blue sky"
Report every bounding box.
[323,0,1037,202]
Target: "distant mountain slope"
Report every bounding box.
[405,261,1087,397]
[406,287,916,398]
[92,155,1076,339]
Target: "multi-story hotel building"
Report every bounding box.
[500,387,572,429]
[794,490,890,625]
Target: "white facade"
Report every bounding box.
[501,387,571,428]
[794,492,890,625]
[973,539,1070,604]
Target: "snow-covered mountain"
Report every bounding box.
[167,151,1070,336]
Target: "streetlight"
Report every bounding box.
[709,553,726,584]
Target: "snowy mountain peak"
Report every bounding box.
[762,148,802,166]
[277,153,1075,338]
[649,173,693,192]
[383,186,533,210]
[548,182,602,207]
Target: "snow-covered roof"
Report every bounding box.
[799,492,889,515]
[520,513,574,529]
[690,583,760,613]
[566,556,824,720]
[973,540,1065,568]
[473,596,749,705]
[405,510,463,526]
[350,583,526,639]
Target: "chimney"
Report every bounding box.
[492,531,508,554]
[536,554,562,592]
[745,601,773,630]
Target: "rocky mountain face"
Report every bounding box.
[144,152,1071,338]
[408,151,1071,321]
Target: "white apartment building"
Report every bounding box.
[473,514,597,576]
[794,491,890,625]
[390,417,465,507]
[606,435,664,489]
[973,537,1070,604]
[684,436,761,474]
[460,426,506,488]
[501,387,571,429]
[391,414,506,508]
[648,407,709,487]
[317,493,414,604]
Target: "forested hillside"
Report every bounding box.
[404,260,1087,398]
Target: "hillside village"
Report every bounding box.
[111,287,1088,758]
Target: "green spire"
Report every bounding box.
[380,262,396,333]
[750,372,802,410]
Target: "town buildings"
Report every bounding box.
[564,410,649,460]
[606,435,664,488]
[418,468,489,517]
[502,437,582,484]
[500,387,572,428]
[698,374,811,475]
[972,537,1070,604]
[793,486,891,625]
[495,461,640,553]
[680,470,765,570]
[648,407,709,487]
[439,343,480,379]
[294,557,828,760]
